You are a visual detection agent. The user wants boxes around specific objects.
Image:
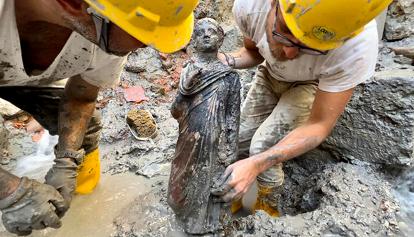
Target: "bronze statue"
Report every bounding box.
[167,18,241,235]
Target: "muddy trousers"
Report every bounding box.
[238,65,317,189]
[0,86,102,154]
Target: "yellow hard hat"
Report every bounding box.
[279,0,392,51]
[84,0,199,53]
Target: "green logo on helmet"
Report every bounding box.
[312,26,336,41]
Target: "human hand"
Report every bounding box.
[211,158,260,202]
[217,52,228,65]
[45,158,78,217]
[217,52,236,68]
[0,177,66,236]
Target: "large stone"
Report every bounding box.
[322,69,414,166]
[399,0,414,14]
[220,24,244,52]
[385,0,414,41]
[0,98,20,118]
[195,0,234,23]
[124,48,166,80]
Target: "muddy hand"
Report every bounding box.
[211,158,260,203]
[45,158,78,217]
[0,177,66,236]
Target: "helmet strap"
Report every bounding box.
[87,7,111,54]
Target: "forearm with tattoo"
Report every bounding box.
[253,123,327,174]
[252,89,354,174]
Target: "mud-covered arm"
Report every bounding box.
[212,88,354,202]
[253,89,354,169]
[58,75,99,152]
[218,73,241,166]
[44,76,99,215]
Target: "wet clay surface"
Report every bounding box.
[0,171,152,237]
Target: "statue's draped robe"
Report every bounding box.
[167,63,241,234]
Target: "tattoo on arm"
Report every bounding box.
[257,135,321,172]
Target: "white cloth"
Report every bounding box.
[0,0,126,88]
[233,0,379,92]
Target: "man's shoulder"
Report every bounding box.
[233,0,270,41]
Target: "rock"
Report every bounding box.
[232,163,399,236]
[393,167,414,236]
[220,24,244,52]
[321,70,414,166]
[398,0,414,14]
[112,192,183,237]
[385,1,414,41]
[195,0,234,23]
[3,122,37,163]
[0,98,20,118]
[100,99,130,143]
[391,46,414,59]
[0,116,9,165]
[126,109,157,139]
[124,48,166,80]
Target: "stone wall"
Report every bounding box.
[323,70,414,166]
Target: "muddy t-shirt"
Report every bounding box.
[233,0,379,92]
[0,0,126,88]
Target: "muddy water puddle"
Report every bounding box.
[0,173,152,237]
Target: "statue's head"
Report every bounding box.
[192,18,224,53]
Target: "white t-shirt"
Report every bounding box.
[0,0,126,88]
[233,0,379,92]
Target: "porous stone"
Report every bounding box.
[126,109,157,138]
[195,0,234,23]
[124,48,166,80]
[0,98,20,118]
[385,0,414,41]
[322,70,414,166]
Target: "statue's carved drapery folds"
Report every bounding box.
[167,18,241,235]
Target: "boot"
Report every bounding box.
[253,184,281,217]
[75,148,101,194]
[231,198,243,214]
